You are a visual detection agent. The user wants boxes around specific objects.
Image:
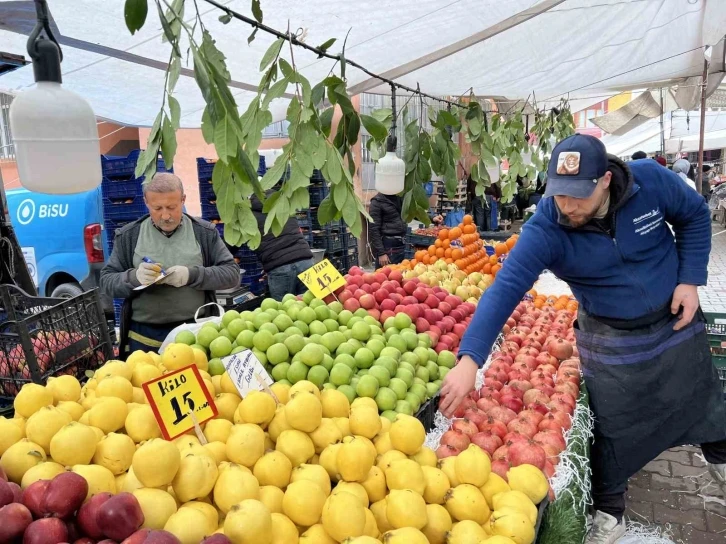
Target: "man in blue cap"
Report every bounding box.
[440,134,726,543]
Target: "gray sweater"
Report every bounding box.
[101,215,240,340]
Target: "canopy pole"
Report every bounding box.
[697,59,709,195]
[659,88,665,156]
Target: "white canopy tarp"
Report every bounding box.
[666,128,726,154]
[0,0,725,127]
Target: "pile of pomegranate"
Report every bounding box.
[0,470,165,544]
[437,299,581,483]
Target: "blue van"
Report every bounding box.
[5,187,112,313]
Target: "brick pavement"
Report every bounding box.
[622,222,726,542]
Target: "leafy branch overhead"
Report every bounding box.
[123,0,575,248]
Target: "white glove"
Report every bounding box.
[135,261,161,285]
[159,265,190,288]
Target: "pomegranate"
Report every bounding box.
[479,417,508,440]
[471,432,503,456]
[523,389,549,406]
[507,419,538,438]
[435,444,461,459]
[463,409,488,431]
[499,395,524,414]
[508,440,547,470]
[549,398,575,416]
[533,430,566,453]
[544,461,556,478]
[501,385,524,401]
[527,401,551,417]
[557,369,581,386]
[484,378,504,391]
[555,381,580,398]
[518,409,545,425]
[451,397,476,418]
[452,419,478,438]
[551,392,576,410]
[492,445,510,462]
[502,432,530,446]
[487,406,518,425]
[475,397,499,413]
[548,338,574,360]
[440,430,471,451]
[508,380,533,394]
[542,444,561,465]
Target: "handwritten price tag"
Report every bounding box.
[223,350,274,398]
[142,364,218,441]
[297,259,346,299]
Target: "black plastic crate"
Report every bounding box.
[704,312,726,397]
[415,393,440,432]
[344,251,359,270]
[312,231,344,252]
[406,233,437,248]
[296,209,345,231]
[342,232,357,249]
[309,185,330,207]
[310,169,326,184]
[0,285,112,408]
[103,195,147,222]
[241,272,267,296]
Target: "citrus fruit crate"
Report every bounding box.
[406,233,437,247]
[704,312,726,396]
[415,393,440,432]
[0,285,112,413]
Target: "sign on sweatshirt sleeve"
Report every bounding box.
[458,219,556,367]
[658,165,711,286]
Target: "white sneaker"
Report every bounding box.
[585,511,626,544]
[709,463,726,494]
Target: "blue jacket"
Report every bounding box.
[459,158,711,366]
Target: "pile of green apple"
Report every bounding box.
[174,293,457,419]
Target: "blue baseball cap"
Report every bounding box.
[544,134,609,199]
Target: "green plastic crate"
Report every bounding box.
[704,312,726,396]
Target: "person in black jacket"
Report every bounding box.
[250,193,314,301]
[369,193,408,267]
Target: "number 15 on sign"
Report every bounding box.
[298,259,346,299]
[142,364,218,440]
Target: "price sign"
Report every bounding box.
[143,364,218,441]
[223,350,274,398]
[298,259,346,299]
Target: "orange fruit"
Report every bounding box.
[445,258,453,264]
[428,246,437,256]
[506,237,517,250]
[455,259,465,269]
[489,255,498,265]
[442,239,451,249]
[463,215,473,225]
[435,239,443,248]
[422,254,431,264]
[463,224,476,235]
[438,229,449,241]
[444,248,453,258]
[491,264,501,276]
[436,248,445,258]
[452,248,463,260]
[430,256,438,264]
[449,227,462,240]
[495,243,508,256]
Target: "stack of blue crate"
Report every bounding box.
[196,156,268,295]
[101,151,171,327]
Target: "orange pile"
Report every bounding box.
[404,215,519,277]
[526,289,579,311]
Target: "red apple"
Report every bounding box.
[343,298,361,312]
[374,289,390,304]
[424,294,439,308]
[359,294,376,310]
[122,530,183,544]
[379,299,396,312]
[97,492,145,541]
[415,318,430,333]
[0,503,33,542]
[22,480,50,519]
[43,472,88,519]
[23,518,68,544]
[77,493,113,540]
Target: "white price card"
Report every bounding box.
[222,349,274,398]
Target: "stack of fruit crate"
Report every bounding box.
[196,156,268,294]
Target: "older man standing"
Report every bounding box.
[101,173,240,355]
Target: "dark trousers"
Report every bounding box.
[125,320,183,355]
[375,237,405,268]
[594,439,726,520]
[472,196,490,231]
[267,258,315,301]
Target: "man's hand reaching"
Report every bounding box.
[378,254,390,266]
[439,356,478,418]
[671,284,700,331]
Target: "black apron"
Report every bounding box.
[575,304,726,496]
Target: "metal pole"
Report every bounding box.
[697,59,709,195]
[659,88,665,156]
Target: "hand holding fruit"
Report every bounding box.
[378,253,390,266]
[439,355,478,417]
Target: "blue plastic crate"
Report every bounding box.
[113,299,123,326]
[102,177,144,200]
[101,150,142,178]
[241,272,267,295]
[309,185,329,207]
[197,158,215,182]
[199,181,216,201]
[310,169,326,184]
[103,195,147,222]
[201,202,220,221]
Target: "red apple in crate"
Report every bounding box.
[77,492,113,540]
[435,444,460,459]
[43,472,88,519]
[22,480,50,518]
[343,298,360,312]
[0,503,33,542]
[24,518,68,544]
[359,294,376,310]
[508,440,547,470]
[440,430,470,451]
[97,492,144,541]
[451,419,478,438]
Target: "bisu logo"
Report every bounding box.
[16,199,35,225]
[15,199,68,226]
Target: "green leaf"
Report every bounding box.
[248,28,258,44]
[260,38,284,72]
[291,187,310,211]
[168,95,181,129]
[319,108,334,138]
[360,114,388,141]
[317,196,335,224]
[168,57,181,92]
[262,77,290,109]
[317,38,336,57]
[235,149,265,199]
[214,116,238,159]
[371,108,393,124]
[259,155,288,190]
[201,108,214,144]
[331,182,347,210]
[342,192,358,226]
[201,31,231,81]
[219,12,232,24]
[294,149,314,178]
[311,136,327,169]
[286,164,311,194]
[212,161,241,224]
[311,82,326,107]
[124,0,148,35]
[251,0,263,22]
[323,145,343,184]
[278,58,294,79]
[160,115,177,169]
[345,114,361,145]
[262,191,280,214]
[155,1,180,56]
